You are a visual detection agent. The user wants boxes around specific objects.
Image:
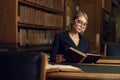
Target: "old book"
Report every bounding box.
[46,64,83,73]
[63,47,102,63]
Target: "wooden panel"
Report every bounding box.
[40,54,47,80]
[0,0,17,45]
[103,0,112,13]
[77,0,102,53]
[64,0,73,29]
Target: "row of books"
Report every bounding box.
[18,5,63,27]
[18,29,57,46]
[24,0,64,11]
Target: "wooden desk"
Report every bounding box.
[97,59,120,64]
[46,64,120,80]
[47,72,120,80]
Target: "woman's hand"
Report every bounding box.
[56,54,66,63]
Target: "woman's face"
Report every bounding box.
[72,16,88,33]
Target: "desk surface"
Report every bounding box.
[46,63,120,80]
[97,59,120,64]
[47,72,120,80]
[68,63,120,74]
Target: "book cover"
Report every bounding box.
[64,47,101,63]
[81,53,102,63]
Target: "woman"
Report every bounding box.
[50,11,90,63]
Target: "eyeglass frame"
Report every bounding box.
[75,19,88,29]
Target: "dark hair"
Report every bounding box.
[73,11,88,21]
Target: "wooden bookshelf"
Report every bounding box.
[0,0,64,51]
[101,9,115,42]
[101,0,116,44]
[102,0,112,13]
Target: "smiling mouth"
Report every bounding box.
[77,28,82,30]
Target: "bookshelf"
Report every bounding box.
[101,10,115,42]
[100,0,116,54]
[101,0,115,42]
[0,0,64,51]
[102,0,112,13]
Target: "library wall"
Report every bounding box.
[0,0,17,45]
[77,0,102,53]
[77,0,114,53]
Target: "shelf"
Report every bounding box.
[103,9,110,23]
[17,44,52,52]
[103,20,110,24]
[18,22,63,30]
[0,44,52,52]
[102,0,112,13]
[18,0,64,14]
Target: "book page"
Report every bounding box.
[69,47,86,57]
[53,64,84,72]
[46,64,83,72]
[46,64,60,72]
[86,53,101,56]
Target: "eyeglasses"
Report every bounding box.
[76,19,88,27]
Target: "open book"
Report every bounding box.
[63,47,102,63]
[46,64,83,73]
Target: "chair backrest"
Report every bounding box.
[104,43,120,56]
[0,51,47,80]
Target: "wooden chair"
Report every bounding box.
[104,43,120,57]
[97,43,120,64]
[0,51,47,80]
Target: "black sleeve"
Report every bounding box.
[87,40,90,53]
[50,33,60,62]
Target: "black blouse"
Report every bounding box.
[50,31,90,62]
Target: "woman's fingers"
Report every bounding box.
[56,54,66,63]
